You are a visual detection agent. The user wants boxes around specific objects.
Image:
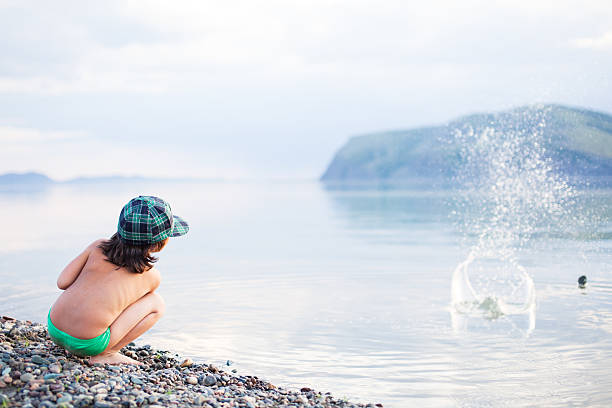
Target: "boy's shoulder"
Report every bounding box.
[145,266,162,290]
[88,239,106,251]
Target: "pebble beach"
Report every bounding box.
[0,317,379,408]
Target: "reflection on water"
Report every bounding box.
[1,181,612,407]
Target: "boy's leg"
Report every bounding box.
[89,292,165,365]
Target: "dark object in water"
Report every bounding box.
[578,275,587,288]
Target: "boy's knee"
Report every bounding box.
[149,292,165,316]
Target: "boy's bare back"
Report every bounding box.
[48,196,188,364]
[50,240,161,339]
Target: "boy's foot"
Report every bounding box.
[89,352,142,365]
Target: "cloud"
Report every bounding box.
[0,126,86,142]
[570,31,612,50]
[1,1,612,179]
[1,0,612,95]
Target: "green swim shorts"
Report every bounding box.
[47,310,110,357]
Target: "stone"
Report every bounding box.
[48,363,62,374]
[57,395,73,403]
[130,375,143,385]
[180,358,193,368]
[20,372,35,382]
[90,383,107,392]
[50,382,65,393]
[147,395,160,403]
[186,375,198,385]
[31,355,50,365]
[76,395,94,405]
[203,375,216,386]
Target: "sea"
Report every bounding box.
[1,175,611,407]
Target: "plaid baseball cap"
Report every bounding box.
[117,196,189,245]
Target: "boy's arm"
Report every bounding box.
[147,267,162,293]
[57,240,102,290]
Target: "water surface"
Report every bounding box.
[1,181,611,407]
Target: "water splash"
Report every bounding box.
[451,255,536,318]
[450,106,576,326]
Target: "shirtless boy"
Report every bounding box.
[48,196,189,364]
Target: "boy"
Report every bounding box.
[48,196,189,364]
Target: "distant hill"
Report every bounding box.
[0,172,54,185]
[0,173,199,185]
[65,175,150,184]
[321,104,612,183]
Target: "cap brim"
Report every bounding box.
[170,215,189,237]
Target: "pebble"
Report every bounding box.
[20,372,35,382]
[203,374,217,386]
[31,355,49,365]
[57,395,72,403]
[44,373,61,380]
[180,358,193,367]
[0,317,374,408]
[130,375,144,385]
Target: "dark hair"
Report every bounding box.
[98,233,167,274]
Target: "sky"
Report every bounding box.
[1,0,611,180]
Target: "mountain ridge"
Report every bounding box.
[321,104,612,182]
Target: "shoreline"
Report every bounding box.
[0,316,380,407]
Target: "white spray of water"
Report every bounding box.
[450,107,576,323]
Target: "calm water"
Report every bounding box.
[1,180,611,407]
